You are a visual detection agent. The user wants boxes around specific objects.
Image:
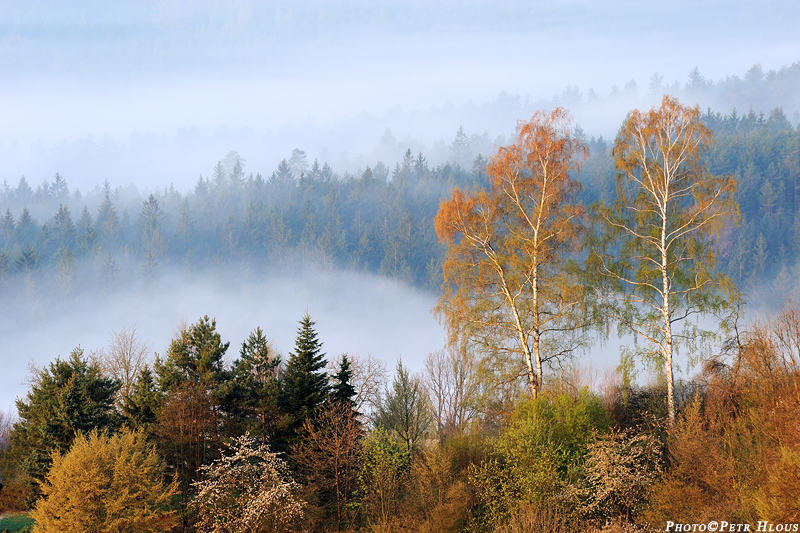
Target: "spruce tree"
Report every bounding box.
[279,314,329,441]
[330,354,356,408]
[121,366,161,432]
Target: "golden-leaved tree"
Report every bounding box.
[30,428,178,533]
[435,108,588,398]
[589,95,739,425]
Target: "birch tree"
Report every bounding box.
[435,108,588,398]
[589,95,739,425]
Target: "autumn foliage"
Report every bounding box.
[590,95,739,425]
[436,108,588,399]
[29,428,178,533]
[5,98,800,533]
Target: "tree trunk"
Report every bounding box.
[662,211,676,427]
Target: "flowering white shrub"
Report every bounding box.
[191,434,306,533]
[568,429,662,525]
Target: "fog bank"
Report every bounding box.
[0,267,446,411]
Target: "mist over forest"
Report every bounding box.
[3,3,800,531]
[2,59,800,411]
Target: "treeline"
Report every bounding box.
[1,305,799,532]
[1,104,799,312]
[0,149,487,309]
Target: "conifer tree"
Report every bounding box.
[12,348,119,487]
[76,205,96,254]
[121,366,161,432]
[1,208,15,247]
[229,327,281,442]
[278,314,329,442]
[155,316,230,441]
[330,354,357,408]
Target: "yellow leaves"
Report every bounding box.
[30,428,178,533]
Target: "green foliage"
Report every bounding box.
[12,349,119,487]
[588,96,740,425]
[29,428,178,533]
[278,314,329,445]
[152,316,231,492]
[374,361,432,452]
[155,315,230,392]
[469,390,610,529]
[358,428,411,529]
[0,514,35,533]
[120,366,160,432]
[227,327,281,441]
[330,354,357,407]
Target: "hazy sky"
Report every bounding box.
[1,0,798,190]
[1,0,798,409]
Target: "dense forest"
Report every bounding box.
[1,64,800,532]
[1,102,798,310]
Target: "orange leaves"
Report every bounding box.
[434,109,588,397]
[613,96,716,208]
[437,108,586,252]
[489,107,586,197]
[435,188,486,244]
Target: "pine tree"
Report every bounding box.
[155,316,230,438]
[229,327,281,442]
[153,316,231,489]
[278,314,329,443]
[12,348,119,487]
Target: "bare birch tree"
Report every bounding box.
[91,324,151,402]
[422,348,480,437]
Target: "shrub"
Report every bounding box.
[191,434,306,533]
[469,390,611,529]
[568,429,662,525]
[29,428,178,533]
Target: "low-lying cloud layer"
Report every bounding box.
[0,267,446,411]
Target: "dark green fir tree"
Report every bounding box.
[330,354,357,409]
[278,313,329,443]
[121,365,161,433]
[228,327,281,442]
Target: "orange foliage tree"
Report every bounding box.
[435,108,588,398]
